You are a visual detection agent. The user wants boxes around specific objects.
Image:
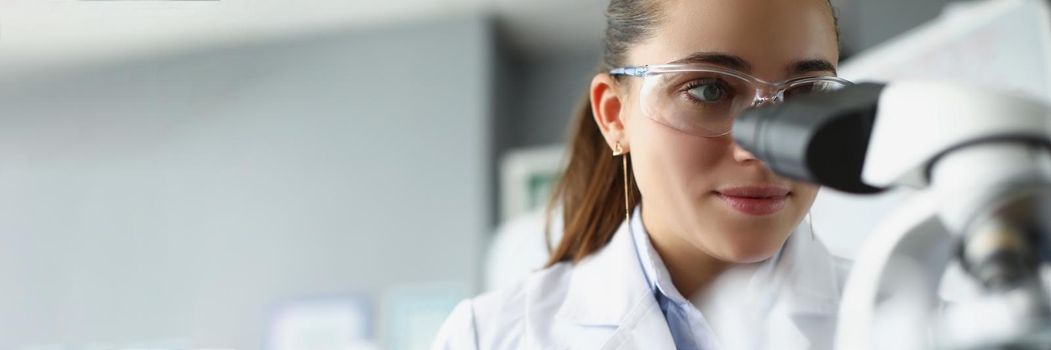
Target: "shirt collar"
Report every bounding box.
[629,205,690,305]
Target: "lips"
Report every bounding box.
[714,186,791,216]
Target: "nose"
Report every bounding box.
[732,141,759,162]
[750,95,782,108]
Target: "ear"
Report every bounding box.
[590,73,630,153]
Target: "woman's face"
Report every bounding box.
[615,0,838,263]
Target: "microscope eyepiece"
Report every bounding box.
[733,83,887,194]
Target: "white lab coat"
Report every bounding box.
[432,215,850,349]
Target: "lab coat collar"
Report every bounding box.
[554,213,652,327]
[759,219,844,350]
[774,219,844,314]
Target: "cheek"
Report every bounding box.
[794,182,821,206]
[630,118,729,198]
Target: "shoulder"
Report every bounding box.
[431,298,479,350]
[431,262,576,349]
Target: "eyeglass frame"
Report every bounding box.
[608,63,854,107]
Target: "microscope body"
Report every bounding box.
[842,82,1051,349]
[735,81,1051,349]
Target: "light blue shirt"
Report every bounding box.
[627,206,723,350]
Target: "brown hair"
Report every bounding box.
[544,0,839,267]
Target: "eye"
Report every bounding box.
[684,79,731,103]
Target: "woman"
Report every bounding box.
[434,0,850,348]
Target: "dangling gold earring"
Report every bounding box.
[613,142,630,223]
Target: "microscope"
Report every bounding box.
[734,82,1051,349]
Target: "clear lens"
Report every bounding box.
[638,71,851,138]
[783,78,851,100]
[639,70,757,137]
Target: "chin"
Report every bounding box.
[715,232,792,263]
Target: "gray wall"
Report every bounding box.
[0,16,492,349]
[493,48,600,153]
[842,0,955,56]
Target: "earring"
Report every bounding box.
[614,142,631,223]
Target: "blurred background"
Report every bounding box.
[0,0,1046,349]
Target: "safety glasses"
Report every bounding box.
[610,63,853,137]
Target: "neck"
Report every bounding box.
[640,207,733,298]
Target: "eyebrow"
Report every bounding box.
[667,52,838,76]
[791,59,838,76]
[669,52,752,72]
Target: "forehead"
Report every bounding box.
[629,0,839,79]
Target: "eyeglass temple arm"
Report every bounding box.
[609,66,649,77]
